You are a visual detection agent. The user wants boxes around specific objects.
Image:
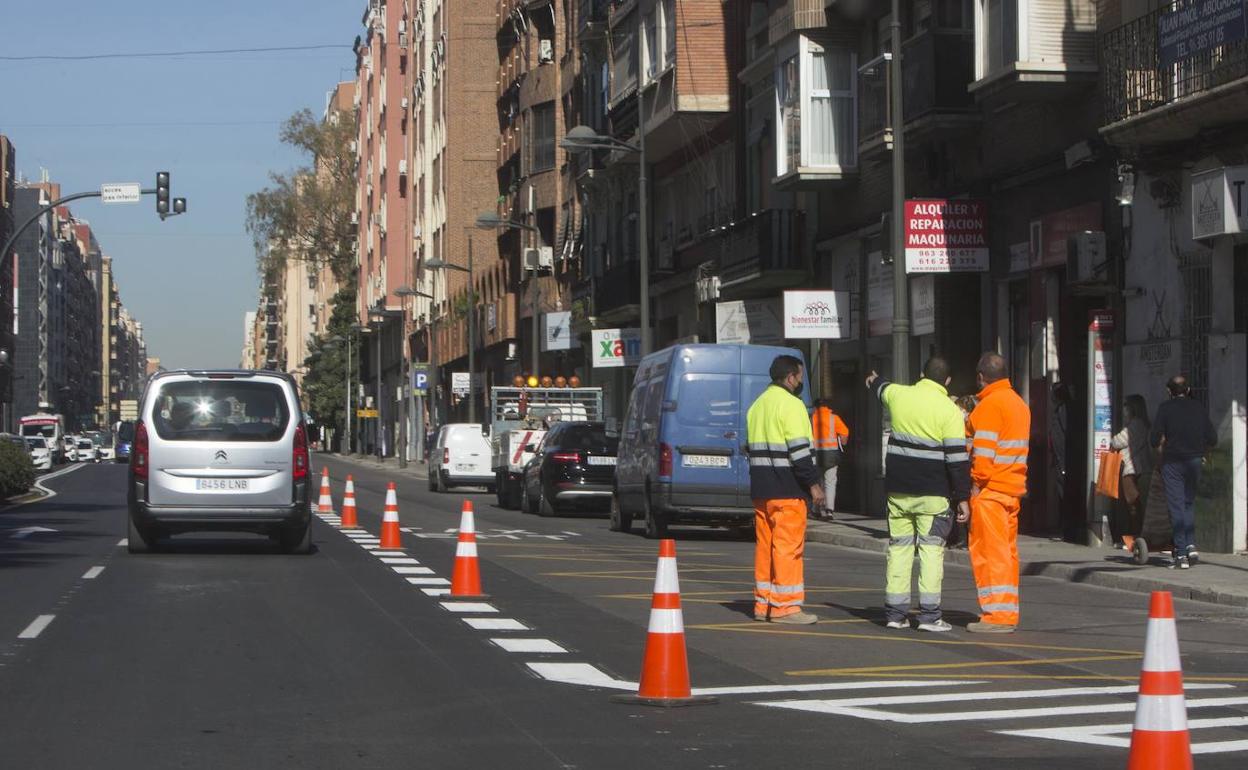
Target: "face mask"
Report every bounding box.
[790,379,804,397]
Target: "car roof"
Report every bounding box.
[152,368,297,385]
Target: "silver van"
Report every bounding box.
[126,370,313,554]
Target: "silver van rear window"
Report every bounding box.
[152,381,290,442]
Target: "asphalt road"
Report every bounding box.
[1,457,1246,769]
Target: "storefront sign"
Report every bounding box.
[715,299,784,345]
[451,372,471,396]
[1191,165,1248,239]
[910,275,936,336]
[1008,242,1030,274]
[542,311,577,351]
[411,363,429,393]
[782,290,850,339]
[903,199,989,273]
[867,254,894,337]
[1036,203,1102,268]
[1159,0,1247,68]
[591,328,641,368]
[1088,312,1116,476]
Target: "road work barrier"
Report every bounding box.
[379,482,403,550]
[340,475,359,529]
[450,500,486,598]
[1127,591,1192,769]
[612,539,716,708]
[317,468,334,514]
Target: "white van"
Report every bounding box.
[430,424,494,493]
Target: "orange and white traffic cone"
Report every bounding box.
[317,468,334,514]
[340,475,359,529]
[612,539,716,707]
[450,500,486,598]
[378,482,403,550]
[1127,591,1192,770]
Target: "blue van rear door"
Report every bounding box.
[670,371,740,506]
[739,373,775,507]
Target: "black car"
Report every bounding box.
[520,421,619,517]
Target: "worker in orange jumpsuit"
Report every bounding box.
[966,352,1031,633]
[811,399,850,520]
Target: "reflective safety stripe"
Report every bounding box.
[786,437,810,449]
[944,451,970,463]
[891,431,942,448]
[750,456,792,467]
[993,456,1028,465]
[888,445,945,461]
[997,439,1029,449]
[770,583,805,595]
[648,608,684,634]
[456,541,478,557]
[748,442,788,453]
[973,446,997,458]
[977,584,1019,598]
[885,594,911,606]
[789,447,811,461]
[1133,695,1189,731]
[918,534,946,547]
[755,581,774,593]
[918,593,941,607]
[942,437,967,448]
[889,535,917,547]
[973,430,999,442]
[768,596,803,608]
[981,601,1019,612]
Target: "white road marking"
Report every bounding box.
[18,615,55,639]
[25,463,85,502]
[463,618,528,631]
[526,663,635,691]
[380,557,421,564]
[421,588,451,596]
[361,545,381,550]
[405,577,451,586]
[392,566,435,575]
[82,566,105,580]
[440,602,498,613]
[9,526,58,540]
[349,538,381,543]
[116,538,128,547]
[493,638,567,654]
[1000,716,1248,754]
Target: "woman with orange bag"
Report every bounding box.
[1110,395,1152,550]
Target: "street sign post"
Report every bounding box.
[100,183,142,204]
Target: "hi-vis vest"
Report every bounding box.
[968,378,1031,497]
[871,377,972,502]
[812,406,849,467]
[747,385,822,500]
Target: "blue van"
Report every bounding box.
[612,344,811,538]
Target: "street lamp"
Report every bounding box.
[367,310,389,462]
[475,211,543,378]
[348,323,367,455]
[393,286,426,467]
[561,124,650,357]
[426,251,477,424]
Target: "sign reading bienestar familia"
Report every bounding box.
[904,199,989,273]
[783,290,850,339]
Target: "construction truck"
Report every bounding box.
[490,386,603,509]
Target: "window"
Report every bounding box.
[675,375,738,428]
[775,37,857,176]
[643,8,659,82]
[152,381,291,443]
[610,15,638,103]
[530,102,556,173]
[663,0,676,67]
[977,0,1018,78]
[642,0,677,85]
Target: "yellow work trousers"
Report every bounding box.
[754,498,807,619]
[969,489,1021,626]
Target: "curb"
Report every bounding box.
[805,526,1248,610]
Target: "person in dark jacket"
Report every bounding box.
[1149,375,1217,569]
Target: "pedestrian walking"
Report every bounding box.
[866,357,970,633]
[1110,394,1152,548]
[1150,375,1217,569]
[811,397,849,521]
[966,352,1031,634]
[747,355,824,625]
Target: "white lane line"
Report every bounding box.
[116,538,128,547]
[1000,716,1248,754]
[493,638,567,654]
[349,537,380,542]
[526,663,635,691]
[380,557,420,564]
[25,463,86,503]
[440,602,498,613]
[405,577,451,585]
[463,618,528,631]
[82,566,105,580]
[18,615,55,639]
[361,545,382,550]
[392,566,435,575]
[421,588,451,596]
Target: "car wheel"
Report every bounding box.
[279,522,313,555]
[609,493,633,533]
[642,491,668,540]
[495,472,507,507]
[538,484,558,518]
[521,480,539,514]
[127,515,155,554]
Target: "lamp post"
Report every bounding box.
[889,0,910,382]
[475,211,543,377]
[396,286,434,462]
[348,323,367,455]
[427,246,476,424]
[560,124,649,357]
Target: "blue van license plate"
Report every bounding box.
[682,454,730,468]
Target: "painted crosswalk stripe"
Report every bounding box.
[406,577,451,585]
[440,602,498,613]
[117,538,128,547]
[421,588,451,596]
[463,617,528,631]
[1000,715,1248,753]
[18,615,55,639]
[392,566,435,575]
[82,566,105,580]
[492,638,567,654]
[380,557,420,564]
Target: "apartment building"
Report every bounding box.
[240,311,257,369]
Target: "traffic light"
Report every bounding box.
[156,171,170,216]
[173,198,186,215]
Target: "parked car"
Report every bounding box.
[115,421,135,462]
[429,423,494,493]
[520,421,619,517]
[126,369,313,554]
[63,435,79,461]
[24,436,52,472]
[74,438,100,463]
[613,343,811,538]
[97,438,115,461]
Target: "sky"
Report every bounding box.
[0,0,361,369]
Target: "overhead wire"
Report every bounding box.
[0,44,350,62]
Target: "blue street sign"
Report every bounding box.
[411,363,430,394]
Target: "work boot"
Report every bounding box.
[885,619,909,630]
[917,619,952,633]
[967,621,1016,634]
[771,611,818,625]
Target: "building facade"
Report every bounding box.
[0,136,15,432]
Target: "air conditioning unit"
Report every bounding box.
[537,246,554,269]
[399,32,408,49]
[539,39,554,64]
[398,19,407,34]
[398,159,408,176]
[522,247,540,271]
[350,211,360,225]
[400,96,409,111]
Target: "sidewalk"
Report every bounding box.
[317,451,430,481]
[807,512,1248,609]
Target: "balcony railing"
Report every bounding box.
[1103,2,1248,125]
[719,209,805,287]
[595,259,641,314]
[859,30,976,145]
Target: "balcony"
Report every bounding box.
[717,209,806,297]
[859,30,977,154]
[1101,2,1248,150]
[578,0,609,42]
[594,260,641,323]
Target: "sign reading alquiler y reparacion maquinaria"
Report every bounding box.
[904,199,989,273]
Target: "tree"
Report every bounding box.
[300,285,359,451]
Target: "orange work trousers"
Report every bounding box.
[753,498,807,619]
[968,489,1021,626]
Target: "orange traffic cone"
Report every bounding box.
[611,539,716,707]
[379,482,403,550]
[340,475,359,529]
[450,500,486,598]
[317,468,334,514]
[1127,591,1192,769]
